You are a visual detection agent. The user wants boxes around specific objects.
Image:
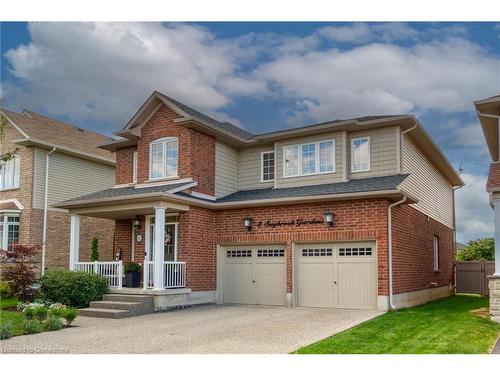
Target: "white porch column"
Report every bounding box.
[69,214,80,270]
[494,201,500,275]
[153,206,166,290]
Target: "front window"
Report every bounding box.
[433,236,440,271]
[0,155,20,190]
[0,215,20,251]
[132,151,138,183]
[261,151,275,181]
[283,140,335,177]
[351,137,370,172]
[149,138,178,180]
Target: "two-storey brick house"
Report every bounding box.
[0,109,116,273]
[57,91,463,312]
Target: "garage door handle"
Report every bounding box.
[334,281,337,284]
[252,280,255,283]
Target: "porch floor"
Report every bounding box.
[110,287,191,296]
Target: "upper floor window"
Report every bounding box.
[351,137,370,173]
[132,151,138,183]
[283,140,335,178]
[149,138,178,180]
[433,235,440,271]
[0,215,20,251]
[0,155,20,190]
[261,151,275,182]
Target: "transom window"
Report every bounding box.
[149,137,178,180]
[302,248,333,257]
[351,137,370,173]
[0,155,20,190]
[257,249,284,257]
[0,215,20,251]
[283,140,335,178]
[226,250,252,258]
[261,151,275,182]
[339,247,372,256]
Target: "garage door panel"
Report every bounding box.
[337,261,376,309]
[255,262,286,306]
[223,263,254,304]
[298,262,335,308]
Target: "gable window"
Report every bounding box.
[283,140,335,178]
[132,151,138,183]
[351,137,370,173]
[261,151,275,182]
[0,215,20,251]
[149,138,178,180]
[0,155,20,190]
[433,235,440,271]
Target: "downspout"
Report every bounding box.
[41,147,56,276]
[388,196,407,310]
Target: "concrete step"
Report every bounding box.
[78,308,132,319]
[103,294,154,303]
[89,300,143,311]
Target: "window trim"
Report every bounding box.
[132,151,138,184]
[260,151,275,182]
[0,214,20,251]
[351,136,371,173]
[0,154,20,191]
[282,139,336,178]
[148,137,179,181]
[433,235,440,272]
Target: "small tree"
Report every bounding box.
[455,238,495,261]
[0,244,40,301]
[90,237,99,261]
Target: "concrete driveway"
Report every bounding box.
[0,305,382,354]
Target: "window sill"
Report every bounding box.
[283,171,337,179]
[145,176,180,183]
[0,187,20,192]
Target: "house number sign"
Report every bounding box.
[256,218,325,228]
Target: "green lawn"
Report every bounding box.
[0,297,24,336]
[296,295,500,354]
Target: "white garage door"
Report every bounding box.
[297,242,377,309]
[221,245,286,306]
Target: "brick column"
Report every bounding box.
[489,276,500,323]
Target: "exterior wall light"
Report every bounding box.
[323,212,335,227]
[243,217,253,232]
[132,219,140,229]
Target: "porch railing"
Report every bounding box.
[74,261,123,288]
[142,260,186,289]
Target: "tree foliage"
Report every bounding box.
[455,238,495,261]
[90,237,99,261]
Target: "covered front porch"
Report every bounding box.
[67,198,190,291]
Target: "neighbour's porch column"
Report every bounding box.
[494,201,500,276]
[153,206,166,290]
[69,214,80,270]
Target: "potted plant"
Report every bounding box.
[124,262,141,288]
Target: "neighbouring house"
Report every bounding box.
[0,109,116,273]
[474,94,500,322]
[56,91,463,312]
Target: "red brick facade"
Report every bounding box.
[487,162,500,191]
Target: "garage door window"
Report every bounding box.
[302,248,333,257]
[226,250,252,258]
[339,247,372,256]
[257,249,285,257]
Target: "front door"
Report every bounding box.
[146,216,178,262]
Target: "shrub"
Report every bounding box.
[455,238,495,261]
[39,270,108,307]
[0,322,13,340]
[90,237,99,261]
[63,307,78,326]
[44,316,63,331]
[124,262,141,273]
[0,281,11,298]
[22,319,42,334]
[1,244,40,301]
[23,306,36,320]
[33,305,49,321]
[48,303,67,318]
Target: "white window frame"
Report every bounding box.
[283,139,335,178]
[132,151,138,184]
[261,151,275,182]
[0,214,20,250]
[433,235,440,271]
[145,214,179,262]
[351,136,371,173]
[0,155,20,190]
[148,137,178,180]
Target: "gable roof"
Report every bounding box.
[474,94,500,161]
[1,109,116,165]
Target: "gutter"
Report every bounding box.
[387,196,407,310]
[41,146,56,276]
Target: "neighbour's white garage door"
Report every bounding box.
[220,245,286,306]
[296,242,377,309]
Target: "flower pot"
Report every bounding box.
[125,271,141,288]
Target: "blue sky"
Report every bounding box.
[1,22,500,242]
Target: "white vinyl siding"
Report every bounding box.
[283,140,336,178]
[399,135,454,228]
[261,151,275,182]
[0,155,20,190]
[149,137,178,180]
[351,137,370,173]
[32,148,115,209]
[215,142,239,197]
[238,146,274,190]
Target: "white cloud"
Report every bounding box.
[317,23,419,44]
[452,122,488,147]
[455,173,494,242]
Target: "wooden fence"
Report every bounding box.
[455,260,495,296]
